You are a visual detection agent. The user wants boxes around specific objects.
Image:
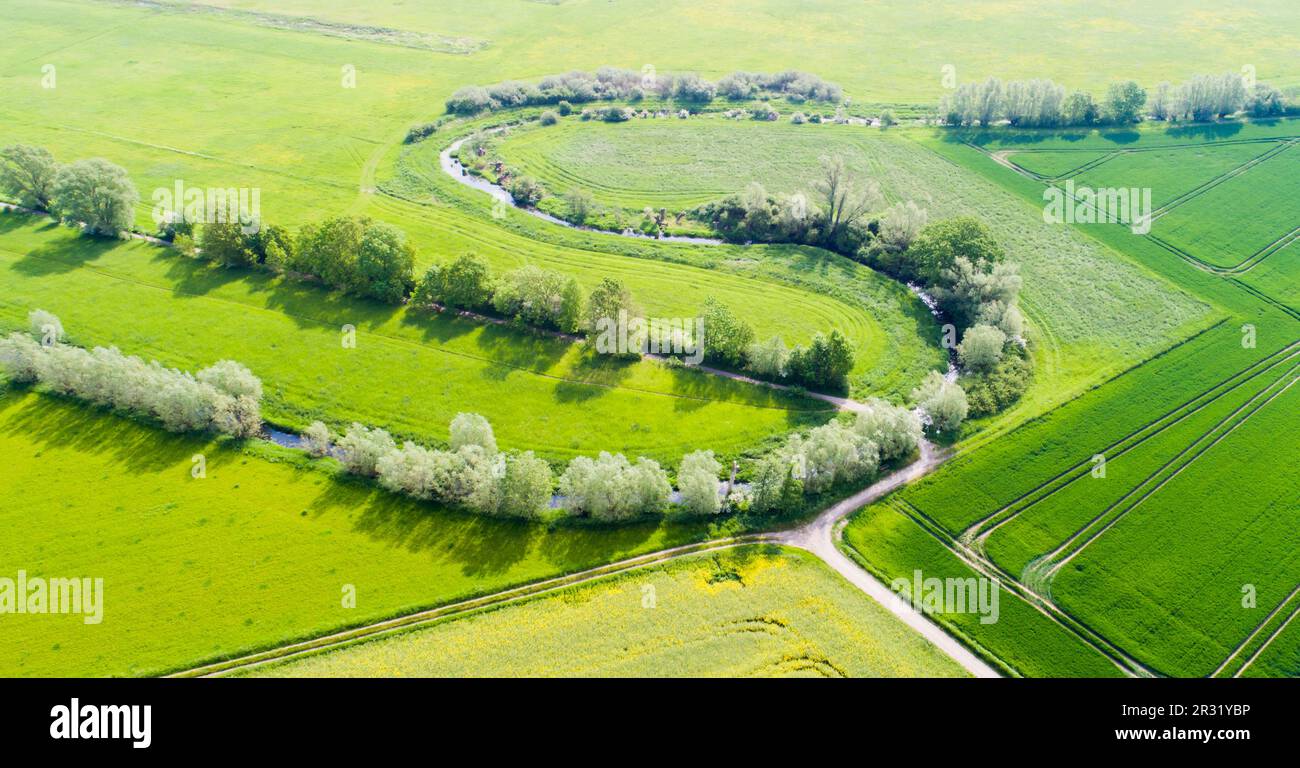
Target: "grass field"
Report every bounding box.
[0,390,725,677]
[240,546,969,677]
[0,216,838,463]
[485,115,1212,429]
[841,117,1300,678]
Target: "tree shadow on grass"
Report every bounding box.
[9,229,124,277]
[0,392,203,476]
[310,478,536,578]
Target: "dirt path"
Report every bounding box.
[169,440,1000,678]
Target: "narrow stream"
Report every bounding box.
[263,424,745,508]
[439,135,724,244]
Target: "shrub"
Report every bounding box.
[539,110,559,126]
[911,371,968,433]
[506,175,545,205]
[404,122,438,143]
[677,450,722,515]
[957,324,1007,372]
[446,86,495,114]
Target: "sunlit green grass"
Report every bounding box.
[0,216,835,463]
[0,390,719,677]
[242,545,969,678]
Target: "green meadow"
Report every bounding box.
[0,390,718,677]
[242,546,969,678]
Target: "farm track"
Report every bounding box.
[980,136,1300,281]
[1214,584,1300,678]
[170,440,1002,679]
[1028,360,1300,589]
[958,338,1300,549]
[878,496,1150,677]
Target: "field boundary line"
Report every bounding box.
[1214,584,1300,677]
[965,342,1300,549]
[168,537,769,678]
[955,335,1298,543]
[1037,364,1300,582]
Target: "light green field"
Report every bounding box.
[1004,150,1114,179]
[241,546,968,678]
[0,217,834,463]
[1240,240,1300,311]
[486,116,1212,427]
[1155,146,1300,268]
[1051,381,1300,677]
[0,390,718,677]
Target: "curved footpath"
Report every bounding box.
[170,439,1000,679]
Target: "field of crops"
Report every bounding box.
[241,546,968,677]
[0,390,721,677]
[841,117,1300,678]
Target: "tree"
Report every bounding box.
[700,297,754,368]
[787,330,854,390]
[200,222,257,267]
[1104,80,1147,124]
[446,86,495,114]
[441,253,494,310]
[814,155,881,247]
[559,452,670,521]
[932,257,1022,330]
[506,175,545,206]
[585,277,638,335]
[449,412,497,454]
[1248,83,1287,117]
[879,109,898,127]
[677,450,722,515]
[296,216,365,293]
[747,335,789,379]
[51,158,138,237]
[1062,90,1100,125]
[0,144,58,210]
[337,423,397,476]
[564,187,594,224]
[853,398,922,462]
[905,216,1006,284]
[957,324,1007,372]
[302,421,331,457]
[1148,82,1175,121]
[911,371,968,433]
[357,221,416,303]
[496,451,553,518]
[877,200,928,252]
[492,265,577,331]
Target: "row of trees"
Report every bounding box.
[865,214,1029,423]
[695,156,882,255]
[940,72,1292,128]
[0,145,138,237]
[749,399,921,513]
[445,68,843,115]
[306,413,733,520]
[409,253,589,334]
[0,311,263,437]
[192,216,418,305]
